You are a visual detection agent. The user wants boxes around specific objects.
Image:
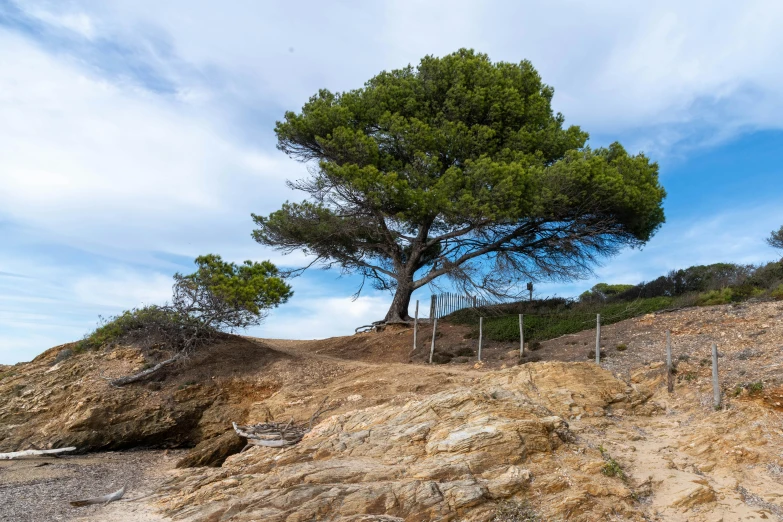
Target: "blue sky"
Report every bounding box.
[2,0,783,364]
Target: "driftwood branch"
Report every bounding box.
[0,447,76,460]
[70,486,126,507]
[308,396,339,430]
[233,396,339,448]
[108,353,183,387]
[232,422,303,447]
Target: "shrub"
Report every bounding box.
[771,284,783,301]
[616,344,627,351]
[696,288,733,306]
[79,255,292,355]
[748,381,764,395]
[598,446,627,480]
[77,306,201,352]
[682,371,697,382]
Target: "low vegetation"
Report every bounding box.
[76,255,292,385]
[598,445,627,481]
[447,260,783,343]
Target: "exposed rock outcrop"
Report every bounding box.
[155,363,653,521]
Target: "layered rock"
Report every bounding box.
[155,363,653,521]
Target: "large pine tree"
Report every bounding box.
[253,49,666,323]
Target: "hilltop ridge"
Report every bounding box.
[0,300,782,520]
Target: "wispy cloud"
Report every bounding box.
[1,0,783,363]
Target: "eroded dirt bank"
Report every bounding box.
[0,301,781,520]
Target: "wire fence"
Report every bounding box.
[415,292,725,408]
[429,292,494,320]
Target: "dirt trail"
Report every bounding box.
[574,390,783,521]
[2,301,782,520]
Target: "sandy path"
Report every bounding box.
[574,394,783,521]
[0,450,184,522]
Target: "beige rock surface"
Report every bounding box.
[2,300,783,521]
[153,363,652,522]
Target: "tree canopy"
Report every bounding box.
[768,226,783,251]
[172,254,293,331]
[253,49,666,322]
[81,255,292,352]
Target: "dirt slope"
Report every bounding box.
[0,300,782,521]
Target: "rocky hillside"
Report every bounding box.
[1,300,782,521]
[156,363,660,521]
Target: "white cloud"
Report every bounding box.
[0,30,301,260]
[2,0,783,365]
[71,270,173,309]
[256,294,391,340]
[542,202,783,297]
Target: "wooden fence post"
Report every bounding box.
[519,314,524,357]
[478,317,483,362]
[430,295,436,323]
[429,318,438,364]
[413,300,419,351]
[595,314,601,364]
[712,344,721,409]
[666,330,673,393]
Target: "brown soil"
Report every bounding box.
[0,300,782,520]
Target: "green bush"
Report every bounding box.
[79,254,292,354]
[453,296,673,343]
[696,288,733,306]
[616,344,627,351]
[771,284,783,301]
[77,306,199,352]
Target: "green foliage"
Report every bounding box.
[452,296,673,343]
[173,254,293,330]
[598,446,627,480]
[580,283,636,302]
[80,255,292,352]
[616,344,627,351]
[767,226,783,251]
[772,284,783,301]
[254,49,666,321]
[748,381,764,395]
[616,261,782,304]
[696,288,733,306]
[78,306,190,352]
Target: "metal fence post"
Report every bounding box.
[666,330,673,393]
[478,317,483,362]
[595,314,601,364]
[712,344,721,409]
[429,318,438,364]
[413,300,419,351]
[519,314,524,357]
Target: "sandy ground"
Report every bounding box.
[1,302,781,520]
[0,450,184,522]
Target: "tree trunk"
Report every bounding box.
[384,279,414,323]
